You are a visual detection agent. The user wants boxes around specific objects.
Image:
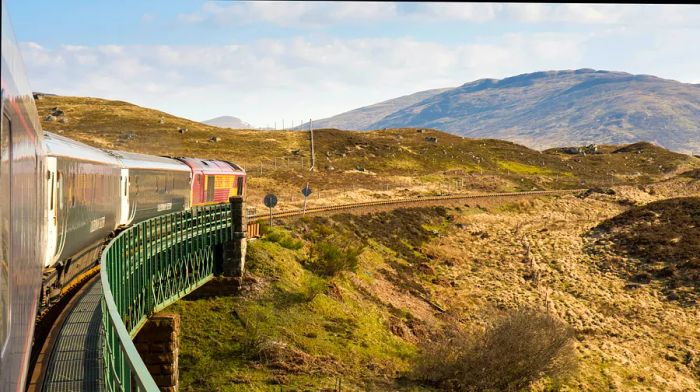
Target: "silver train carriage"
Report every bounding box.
[42,132,121,303]
[106,150,191,226]
[1,4,48,391]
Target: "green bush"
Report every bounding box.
[264,229,304,250]
[278,236,304,250]
[413,308,576,391]
[307,241,362,277]
[266,230,284,243]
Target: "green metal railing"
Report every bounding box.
[100,203,233,391]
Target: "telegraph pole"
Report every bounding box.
[309,118,316,171]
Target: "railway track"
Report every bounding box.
[250,188,585,222]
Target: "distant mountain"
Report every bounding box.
[298,87,452,130]
[203,116,252,129]
[308,69,700,154]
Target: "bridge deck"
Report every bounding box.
[41,280,104,392]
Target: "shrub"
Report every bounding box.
[413,308,576,391]
[233,307,274,360]
[307,241,363,277]
[264,228,304,250]
[278,236,304,250]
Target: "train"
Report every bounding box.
[0,4,246,391]
[41,133,246,305]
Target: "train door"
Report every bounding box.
[0,113,11,356]
[119,168,129,226]
[236,176,244,196]
[192,173,202,204]
[45,157,58,267]
[206,175,215,202]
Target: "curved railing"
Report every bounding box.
[100,203,233,391]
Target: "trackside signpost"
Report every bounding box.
[302,183,312,216]
[263,193,277,226]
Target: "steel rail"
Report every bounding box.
[251,189,584,221]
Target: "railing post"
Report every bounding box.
[222,196,247,279]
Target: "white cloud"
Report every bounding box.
[177,3,700,28]
[19,21,700,127]
[178,1,398,28]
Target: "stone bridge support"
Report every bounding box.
[222,196,247,279]
[134,314,180,392]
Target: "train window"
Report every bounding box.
[49,172,54,210]
[71,173,77,207]
[1,113,11,354]
[57,172,63,210]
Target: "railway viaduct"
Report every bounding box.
[29,189,581,392]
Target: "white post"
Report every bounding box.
[309,118,316,171]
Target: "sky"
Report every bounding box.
[6,2,700,128]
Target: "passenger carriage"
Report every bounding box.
[42,132,121,302]
[106,150,191,226]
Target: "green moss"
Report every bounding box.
[497,160,559,175]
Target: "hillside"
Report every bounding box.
[308,69,700,154]
[203,116,253,129]
[298,87,452,130]
[36,95,700,212]
[164,177,700,391]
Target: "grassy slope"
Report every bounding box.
[36,96,700,212]
[165,176,700,391]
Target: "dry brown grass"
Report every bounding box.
[589,197,700,304]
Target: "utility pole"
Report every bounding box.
[309,118,316,171]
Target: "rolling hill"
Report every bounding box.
[304,69,700,154]
[35,95,700,212]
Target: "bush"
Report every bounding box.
[278,236,304,250]
[413,308,576,391]
[307,241,362,277]
[264,229,304,250]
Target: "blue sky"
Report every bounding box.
[6,2,700,127]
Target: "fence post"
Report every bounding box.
[222,196,247,280]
